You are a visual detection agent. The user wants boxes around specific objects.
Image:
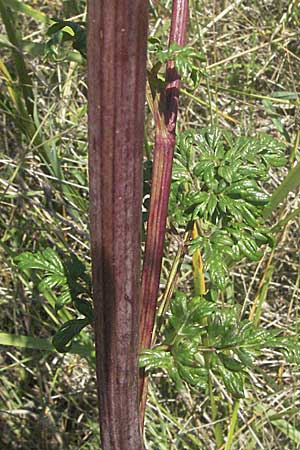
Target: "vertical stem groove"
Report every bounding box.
[88,2,148,449]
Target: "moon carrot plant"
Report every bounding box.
[2,1,300,449]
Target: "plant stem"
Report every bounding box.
[139,0,189,426]
[224,400,240,450]
[88,2,148,449]
[192,221,206,296]
[208,371,224,448]
[192,221,224,446]
[249,264,274,324]
[155,230,190,335]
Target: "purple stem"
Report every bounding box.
[139,0,189,424]
[88,2,148,448]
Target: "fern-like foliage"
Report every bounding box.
[16,248,92,352]
[169,128,286,289]
[17,248,90,309]
[148,39,205,88]
[140,292,300,398]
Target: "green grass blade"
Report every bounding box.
[1,0,52,24]
[263,161,300,218]
[225,400,240,450]
[270,419,300,444]
[0,0,34,117]
[0,332,93,358]
[254,404,300,445]
[271,206,300,232]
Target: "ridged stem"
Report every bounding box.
[88,2,148,449]
[139,0,189,427]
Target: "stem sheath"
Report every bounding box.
[139,0,189,426]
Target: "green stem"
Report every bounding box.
[192,221,206,296]
[155,231,189,336]
[207,368,224,448]
[251,265,274,325]
[192,223,224,446]
[224,400,240,450]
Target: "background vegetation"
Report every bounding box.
[0,1,299,449]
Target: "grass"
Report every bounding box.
[1,0,300,448]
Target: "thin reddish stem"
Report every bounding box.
[139,0,189,425]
